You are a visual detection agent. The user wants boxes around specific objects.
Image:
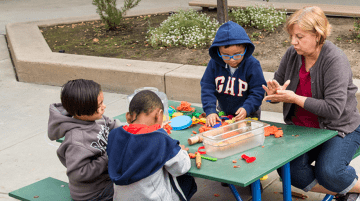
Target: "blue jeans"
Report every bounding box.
[277,125,360,194]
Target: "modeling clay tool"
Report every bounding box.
[188,135,203,145]
[196,152,201,169]
[201,155,217,161]
[241,154,256,163]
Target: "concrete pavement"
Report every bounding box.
[1,0,360,200]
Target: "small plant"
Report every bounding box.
[354,18,360,39]
[251,32,261,38]
[282,40,289,47]
[93,26,102,37]
[146,9,220,49]
[92,0,141,30]
[229,5,286,32]
[336,36,342,41]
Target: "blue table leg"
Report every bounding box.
[281,162,292,201]
[228,184,243,201]
[251,180,262,201]
[322,194,334,201]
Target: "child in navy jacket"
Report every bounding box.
[201,21,266,126]
[107,90,197,201]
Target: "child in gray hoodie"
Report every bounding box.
[48,79,121,201]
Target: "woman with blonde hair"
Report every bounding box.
[263,6,360,201]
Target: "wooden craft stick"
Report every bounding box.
[280,191,308,199]
[291,192,308,199]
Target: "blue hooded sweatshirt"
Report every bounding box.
[201,21,266,116]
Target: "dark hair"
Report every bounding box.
[224,44,245,49]
[61,79,101,116]
[129,90,164,123]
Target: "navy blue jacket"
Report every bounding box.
[201,21,266,116]
[107,127,181,185]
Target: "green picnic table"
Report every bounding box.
[12,101,359,201]
[52,100,359,201]
[113,100,339,201]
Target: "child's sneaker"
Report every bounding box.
[345,193,360,201]
[335,194,346,201]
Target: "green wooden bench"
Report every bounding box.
[9,177,72,201]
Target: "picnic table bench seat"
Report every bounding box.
[9,177,72,201]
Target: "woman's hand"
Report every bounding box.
[234,107,247,122]
[206,113,221,127]
[262,80,291,96]
[264,89,297,104]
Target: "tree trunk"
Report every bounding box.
[217,0,228,24]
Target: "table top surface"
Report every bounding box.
[113,101,338,187]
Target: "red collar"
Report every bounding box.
[123,124,161,134]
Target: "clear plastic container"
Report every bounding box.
[127,87,169,121]
[201,119,269,158]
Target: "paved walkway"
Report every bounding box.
[0,0,195,35]
[1,0,360,200]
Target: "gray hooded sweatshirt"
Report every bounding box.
[48,103,121,200]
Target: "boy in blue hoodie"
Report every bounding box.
[107,90,197,201]
[201,21,266,126]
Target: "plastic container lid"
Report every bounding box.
[170,116,192,130]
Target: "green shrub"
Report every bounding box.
[229,5,286,32]
[147,9,220,49]
[92,0,141,30]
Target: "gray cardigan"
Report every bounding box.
[273,40,360,137]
